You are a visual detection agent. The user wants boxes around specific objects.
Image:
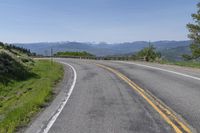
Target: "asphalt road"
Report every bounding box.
[25,58,200,133]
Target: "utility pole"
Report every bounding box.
[51,48,53,65]
[149,40,151,48]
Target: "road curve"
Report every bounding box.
[26,58,200,133]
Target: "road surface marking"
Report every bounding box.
[97,64,193,133]
[42,62,77,133]
[115,61,200,81]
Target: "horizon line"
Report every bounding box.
[11,40,190,44]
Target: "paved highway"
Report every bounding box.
[26,58,200,133]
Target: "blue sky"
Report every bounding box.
[0,0,198,43]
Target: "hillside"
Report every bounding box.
[0,42,64,132]
[160,46,191,61]
[14,40,190,57]
[0,42,34,84]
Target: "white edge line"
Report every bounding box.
[42,62,77,133]
[114,61,200,81]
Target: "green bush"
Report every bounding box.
[136,45,161,62]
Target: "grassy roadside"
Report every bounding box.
[159,60,200,69]
[0,60,63,133]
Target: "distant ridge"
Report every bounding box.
[14,40,191,58]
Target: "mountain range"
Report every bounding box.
[14,40,191,60]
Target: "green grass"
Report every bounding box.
[159,60,200,69]
[0,60,64,133]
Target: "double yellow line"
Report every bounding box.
[96,64,192,133]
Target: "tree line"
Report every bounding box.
[0,42,36,56]
[54,51,95,57]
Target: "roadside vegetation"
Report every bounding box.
[184,2,200,61]
[132,44,200,68]
[54,51,94,57]
[159,60,200,69]
[134,44,161,62]
[160,2,200,69]
[0,42,36,56]
[0,42,63,132]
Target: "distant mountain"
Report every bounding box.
[14,41,191,57]
[160,45,191,61]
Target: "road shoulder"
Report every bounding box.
[24,62,74,133]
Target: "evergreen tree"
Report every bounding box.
[136,44,161,62]
[187,2,200,60]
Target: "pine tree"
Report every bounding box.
[187,2,200,60]
[136,44,161,62]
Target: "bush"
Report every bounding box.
[136,45,161,62]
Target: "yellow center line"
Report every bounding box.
[96,63,192,133]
